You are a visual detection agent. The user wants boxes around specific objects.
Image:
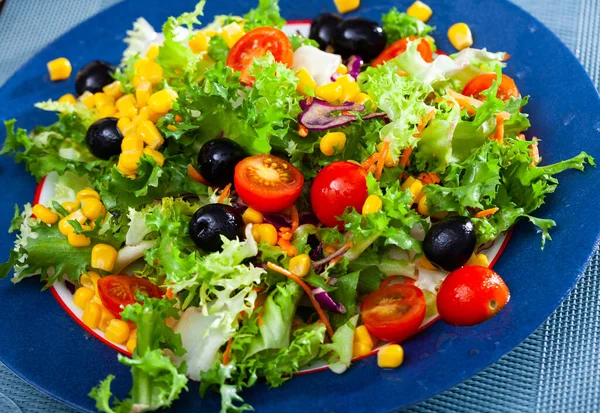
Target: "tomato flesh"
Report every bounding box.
[234,154,304,213]
[371,36,433,67]
[436,265,510,326]
[462,73,520,101]
[97,275,163,317]
[361,284,426,342]
[310,161,368,230]
[226,27,294,85]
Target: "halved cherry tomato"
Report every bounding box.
[361,284,426,342]
[97,275,163,317]
[436,266,510,326]
[234,154,304,213]
[462,73,520,101]
[310,161,368,230]
[371,36,433,67]
[226,26,294,85]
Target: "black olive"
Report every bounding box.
[86,118,123,160]
[189,204,245,252]
[330,18,387,61]
[309,13,343,50]
[423,216,477,272]
[198,138,247,187]
[75,61,115,96]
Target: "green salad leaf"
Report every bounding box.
[381,8,434,45]
[243,0,286,31]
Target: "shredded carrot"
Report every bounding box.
[399,147,413,169]
[289,205,299,232]
[362,152,381,171]
[217,183,232,204]
[267,262,334,338]
[306,96,314,106]
[417,109,436,133]
[222,338,233,365]
[291,319,303,330]
[174,115,183,123]
[418,172,440,185]
[375,141,390,179]
[187,164,209,185]
[277,228,298,256]
[493,112,510,143]
[446,88,484,110]
[298,124,308,137]
[530,138,540,165]
[474,207,499,218]
[165,287,174,300]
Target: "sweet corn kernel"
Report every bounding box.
[137,120,165,149]
[377,344,405,368]
[58,93,77,105]
[102,81,124,99]
[98,105,117,119]
[353,341,372,358]
[140,61,164,84]
[131,110,149,130]
[354,325,374,348]
[146,44,160,60]
[93,92,114,110]
[61,201,80,214]
[320,132,347,156]
[146,107,163,123]
[80,91,95,108]
[135,81,153,108]
[47,57,72,81]
[296,68,317,94]
[143,147,165,167]
[242,208,264,225]
[117,155,138,176]
[252,223,278,246]
[289,254,311,277]
[80,271,101,291]
[131,75,144,89]
[337,75,361,102]
[32,204,58,225]
[409,179,424,203]
[105,319,131,344]
[376,142,398,167]
[58,210,86,236]
[129,328,137,340]
[73,287,95,310]
[222,23,245,48]
[362,194,382,215]
[117,117,135,137]
[81,197,105,221]
[337,64,348,75]
[334,0,360,14]
[98,305,116,332]
[119,135,142,154]
[407,1,433,22]
[68,232,91,247]
[126,337,137,353]
[116,94,138,119]
[119,150,143,171]
[315,82,343,103]
[417,195,429,216]
[134,57,150,75]
[148,89,178,114]
[76,188,100,202]
[418,255,438,270]
[401,176,416,191]
[82,302,101,329]
[466,253,489,267]
[448,22,473,50]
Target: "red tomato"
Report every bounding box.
[234,154,304,213]
[436,266,510,326]
[310,161,368,230]
[361,284,426,342]
[226,27,294,85]
[97,275,163,317]
[371,36,433,67]
[462,73,520,101]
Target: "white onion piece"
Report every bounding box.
[292,46,342,86]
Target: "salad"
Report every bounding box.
[0,0,594,412]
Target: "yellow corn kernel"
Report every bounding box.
[376,142,398,167]
[337,75,361,102]
[79,91,96,108]
[320,132,347,156]
[418,256,438,270]
[337,64,348,75]
[409,179,424,203]
[131,75,144,89]
[289,254,311,277]
[132,112,150,131]
[137,60,163,85]
[252,223,278,246]
[76,188,100,202]
[58,210,86,236]
[47,57,72,81]
[222,23,245,48]
[362,194,382,215]
[448,23,473,51]
[353,341,372,358]
[126,337,137,353]
[135,81,153,108]
[98,105,117,119]
[143,106,162,123]
[93,92,114,110]
[407,1,433,22]
[148,89,178,114]
[137,120,165,149]
[117,117,135,137]
[80,271,101,291]
[102,81,124,99]
[116,94,138,119]
[134,57,150,76]
[143,147,165,167]
[417,195,429,216]
[81,197,105,221]
[334,0,360,14]
[315,82,343,103]
[354,325,374,348]
[120,135,142,153]
[401,176,416,191]
[32,204,58,225]
[82,302,101,329]
[295,68,317,94]
[68,232,91,247]
[58,93,77,105]
[117,155,138,176]
[467,253,489,267]
[129,328,137,340]
[98,305,116,332]
[119,150,143,171]
[105,319,131,344]
[61,201,80,214]
[73,287,95,310]
[242,208,264,225]
[377,344,405,368]
[146,44,160,60]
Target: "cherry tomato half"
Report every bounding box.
[234,154,304,213]
[436,266,510,326]
[226,26,294,85]
[462,73,520,101]
[310,161,368,230]
[371,36,433,67]
[361,284,426,342]
[97,275,163,317]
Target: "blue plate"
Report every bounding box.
[0,0,599,411]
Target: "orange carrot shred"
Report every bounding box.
[187,164,209,185]
[298,124,308,137]
[165,288,174,300]
[399,147,413,169]
[418,172,440,185]
[493,112,511,143]
[375,141,390,179]
[222,338,233,365]
[217,183,232,204]
[474,207,499,218]
[362,152,381,171]
[174,115,183,123]
[289,205,299,232]
[267,262,334,338]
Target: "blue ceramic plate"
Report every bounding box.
[0,0,599,412]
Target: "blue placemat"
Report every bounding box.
[0,1,598,412]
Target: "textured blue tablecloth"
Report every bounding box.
[0,0,599,412]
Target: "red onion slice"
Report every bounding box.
[347,55,364,79]
[298,98,365,131]
[311,287,346,314]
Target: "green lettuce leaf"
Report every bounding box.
[243,0,286,31]
[320,314,358,374]
[208,35,230,62]
[381,8,434,45]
